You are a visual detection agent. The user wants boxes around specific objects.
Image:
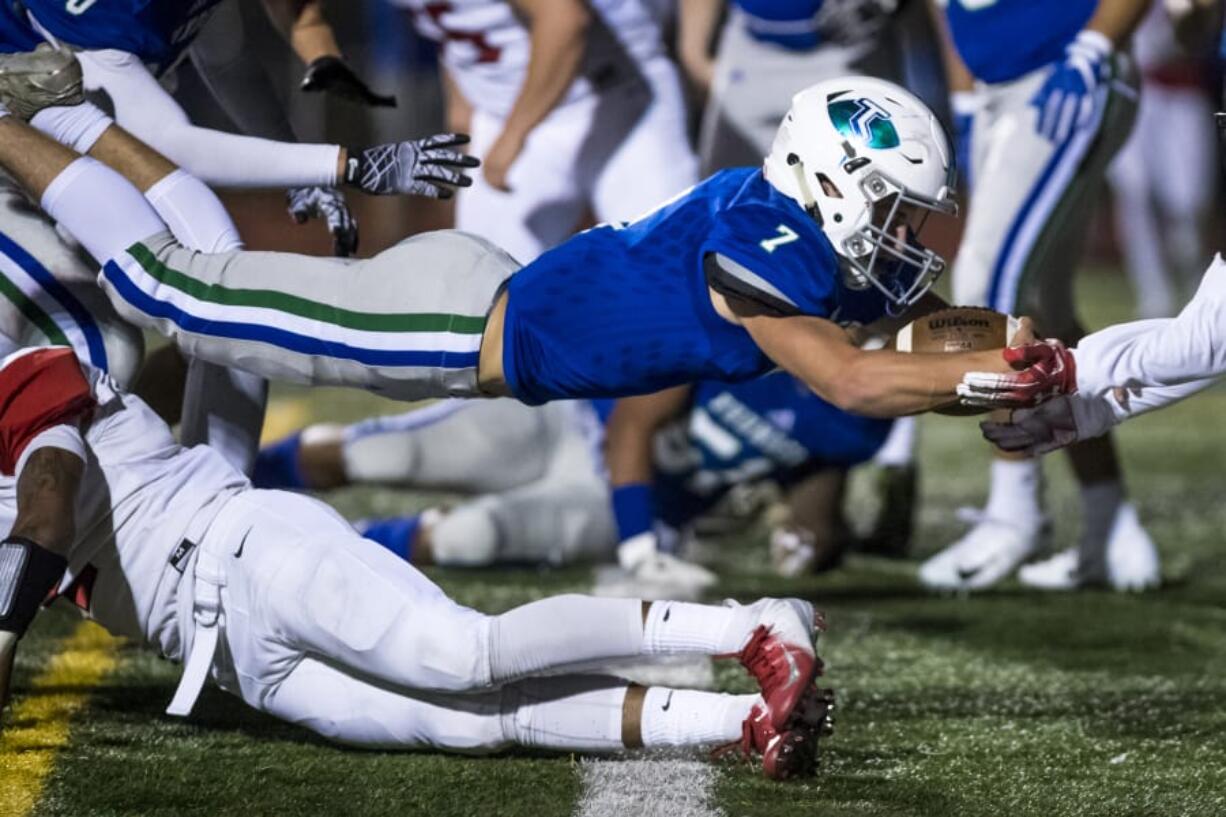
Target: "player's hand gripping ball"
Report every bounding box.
[895,307,1021,416]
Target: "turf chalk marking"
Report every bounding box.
[576,569,723,817]
[576,757,723,817]
[0,622,123,817]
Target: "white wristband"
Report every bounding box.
[1072,29,1113,59]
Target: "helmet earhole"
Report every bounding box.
[833,214,843,223]
[786,153,801,165]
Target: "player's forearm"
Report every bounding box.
[1084,0,1151,45]
[822,347,1009,418]
[92,52,341,187]
[500,0,591,143]
[928,0,974,92]
[677,0,720,89]
[263,0,343,62]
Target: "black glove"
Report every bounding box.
[344,134,480,199]
[0,536,67,639]
[301,56,396,108]
[286,186,359,257]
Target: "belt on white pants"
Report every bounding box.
[165,493,247,718]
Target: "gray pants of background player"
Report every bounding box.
[101,229,519,401]
[699,12,900,171]
[341,399,616,566]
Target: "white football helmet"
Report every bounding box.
[764,76,956,313]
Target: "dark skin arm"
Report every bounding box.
[0,447,83,720]
[604,386,691,490]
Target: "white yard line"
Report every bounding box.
[575,757,724,817]
[573,570,725,817]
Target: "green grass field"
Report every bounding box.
[5,267,1226,817]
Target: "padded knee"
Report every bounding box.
[430,504,500,567]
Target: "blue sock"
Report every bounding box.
[357,514,422,562]
[252,433,306,490]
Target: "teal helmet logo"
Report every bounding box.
[827,98,900,149]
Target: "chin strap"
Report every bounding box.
[786,154,821,225]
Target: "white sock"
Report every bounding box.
[488,595,644,683]
[31,102,112,154]
[640,687,755,748]
[874,415,918,467]
[500,677,629,752]
[642,601,754,656]
[984,458,1043,525]
[40,156,166,263]
[143,169,242,253]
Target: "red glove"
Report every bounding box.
[956,341,1078,408]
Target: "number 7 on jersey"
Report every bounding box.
[760,224,800,254]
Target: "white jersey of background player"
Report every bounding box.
[916,0,1156,595]
[1106,0,1216,319]
[394,0,698,262]
[0,345,834,779]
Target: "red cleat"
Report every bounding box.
[719,599,825,730]
[716,686,836,780]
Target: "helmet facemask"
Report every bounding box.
[839,169,953,315]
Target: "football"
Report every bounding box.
[895,307,1020,416]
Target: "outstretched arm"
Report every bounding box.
[742,311,1011,418]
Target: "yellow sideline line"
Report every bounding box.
[261,397,311,443]
[0,622,123,817]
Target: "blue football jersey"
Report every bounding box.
[651,372,892,527]
[733,0,824,50]
[503,167,871,405]
[0,0,223,76]
[942,0,1095,84]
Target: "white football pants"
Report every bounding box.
[954,56,1139,341]
[192,490,750,751]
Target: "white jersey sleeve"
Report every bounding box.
[1074,255,1226,395]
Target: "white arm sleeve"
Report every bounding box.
[1106,377,1222,423]
[1074,255,1226,395]
[75,48,339,188]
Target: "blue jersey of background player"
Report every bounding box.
[941,0,1096,85]
[0,0,222,75]
[647,372,892,530]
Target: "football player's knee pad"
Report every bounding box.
[429,504,501,567]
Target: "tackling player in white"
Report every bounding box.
[0,344,834,780]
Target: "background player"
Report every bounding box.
[0,344,833,779]
[917,0,1156,594]
[253,373,891,585]
[1106,0,1216,319]
[374,0,698,263]
[680,0,903,172]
